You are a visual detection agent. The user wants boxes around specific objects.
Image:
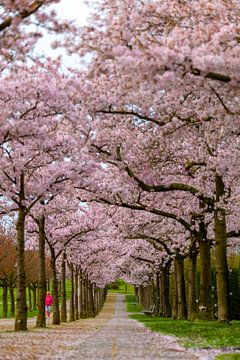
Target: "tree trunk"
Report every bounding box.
[61,252,67,323]
[94,287,98,313]
[92,283,96,316]
[2,284,8,318]
[188,247,198,321]
[155,272,160,316]
[79,270,84,318]
[199,237,212,319]
[74,267,79,320]
[32,286,37,310]
[50,247,60,325]
[15,201,28,331]
[58,281,61,297]
[161,263,171,317]
[36,215,46,328]
[134,286,139,303]
[214,174,230,322]
[158,272,163,316]
[9,284,15,317]
[69,262,75,321]
[28,287,32,312]
[81,274,87,318]
[88,280,95,317]
[175,255,187,319]
[85,274,89,317]
[172,259,178,319]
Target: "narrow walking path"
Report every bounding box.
[0,294,230,359]
[62,294,217,360]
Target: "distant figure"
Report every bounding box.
[45,291,53,318]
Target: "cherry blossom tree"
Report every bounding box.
[73,0,240,322]
[0,0,77,69]
[0,62,86,330]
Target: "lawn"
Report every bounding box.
[215,355,240,360]
[126,295,240,350]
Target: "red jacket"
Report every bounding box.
[45,294,53,306]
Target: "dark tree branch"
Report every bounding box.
[0,1,44,32]
[95,109,165,126]
[125,164,214,208]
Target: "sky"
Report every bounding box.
[35,0,91,69]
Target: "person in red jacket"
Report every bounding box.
[45,291,53,318]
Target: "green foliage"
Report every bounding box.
[107,279,134,294]
[107,281,121,290]
[130,314,240,349]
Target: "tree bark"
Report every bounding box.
[134,286,139,302]
[161,262,171,317]
[188,247,198,321]
[2,284,8,318]
[85,274,89,317]
[9,284,15,317]
[50,247,60,325]
[60,252,67,323]
[172,259,178,319]
[88,280,95,317]
[15,199,28,331]
[155,272,161,316]
[32,286,37,310]
[74,267,79,320]
[69,262,75,321]
[36,215,46,328]
[199,237,212,319]
[81,273,87,318]
[79,270,84,318]
[28,287,32,312]
[175,255,187,319]
[214,174,230,322]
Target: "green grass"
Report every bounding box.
[126,295,240,349]
[130,314,240,349]
[0,287,40,319]
[125,294,142,312]
[215,355,240,360]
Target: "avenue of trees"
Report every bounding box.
[0,0,239,331]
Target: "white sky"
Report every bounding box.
[35,0,91,69]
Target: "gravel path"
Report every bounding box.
[56,294,221,360]
[0,294,236,359]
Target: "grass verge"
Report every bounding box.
[126,295,240,350]
[215,355,240,360]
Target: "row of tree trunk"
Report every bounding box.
[1,283,39,318]
[57,260,107,324]
[134,243,234,322]
[0,283,15,318]
[1,277,106,324]
[14,210,107,330]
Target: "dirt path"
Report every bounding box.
[0,294,229,359]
